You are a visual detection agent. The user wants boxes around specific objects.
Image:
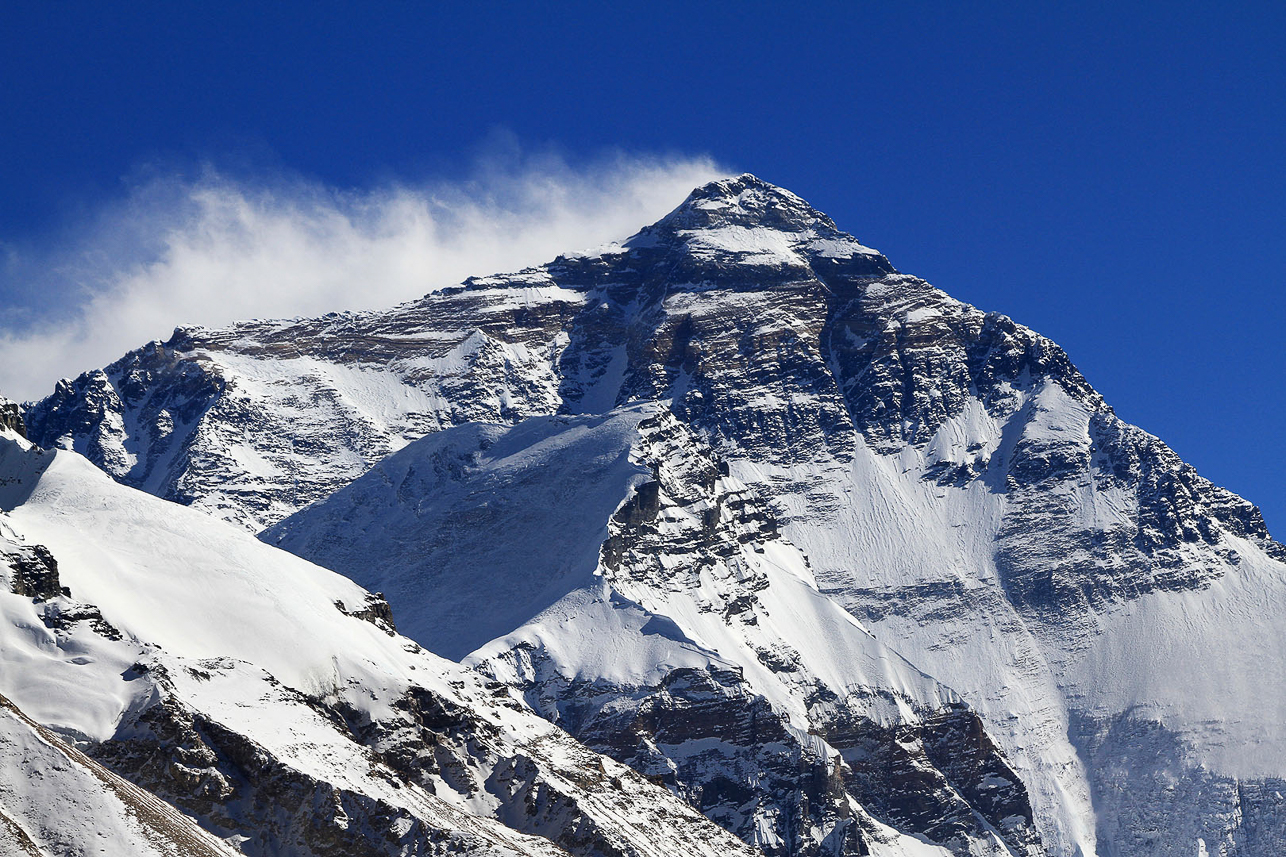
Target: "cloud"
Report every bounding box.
[0,150,727,401]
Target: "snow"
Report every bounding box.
[266,407,657,660]
[727,376,1286,857]
[150,657,535,842]
[729,391,1102,856]
[7,451,405,723]
[681,225,804,262]
[263,398,1032,853]
[0,695,238,857]
[1,429,564,745]
[483,586,732,687]
[1058,537,1286,779]
[180,325,569,530]
[678,225,882,270]
[564,343,629,415]
[0,585,145,744]
[904,306,943,324]
[807,236,884,259]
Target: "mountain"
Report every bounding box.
[20,175,896,534]
[22,174,1286,856]
[0,689,241,857]
[0,425,761,857]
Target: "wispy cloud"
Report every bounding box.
[0,149,727,401]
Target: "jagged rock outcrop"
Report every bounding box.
[0,396,24,438]
[0,691,241,857]
[3,542,62,600]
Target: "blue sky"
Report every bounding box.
[2,2,1283,530]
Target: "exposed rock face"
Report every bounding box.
[21,174,1286,856]
[0,397,24,437]
[3,542,62,600]
[1,539,123,641]
[587,415,1037,856]
[96,659,687,857]
[334,592,398,635]
[568,669,1038,857]
[818,276,1283,610]
[23,306,574,530]
[0,691,241,857]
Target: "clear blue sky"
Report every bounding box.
[2,2,1284,531]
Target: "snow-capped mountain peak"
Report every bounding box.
[17,175,1286,856]
[649,173,848,235]
[558,172,894,286]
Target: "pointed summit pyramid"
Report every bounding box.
[657,172,842,232]
[571,173,898,281]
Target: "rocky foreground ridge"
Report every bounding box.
[17,175,1286,856]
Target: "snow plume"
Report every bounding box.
[0,151,726,401]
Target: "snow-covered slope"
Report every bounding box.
[265,405,1040,856]
[0,427,759,857]
[0,691,240,857]
[24,174,1286,856]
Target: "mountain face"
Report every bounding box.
[264,406,1039,856]
[0,428,760,857]
[21,174,1286,857]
